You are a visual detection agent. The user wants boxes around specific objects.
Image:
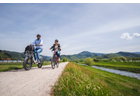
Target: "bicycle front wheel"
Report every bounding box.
[23,57,32,70]
[51,58,55,69]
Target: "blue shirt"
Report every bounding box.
[32,39,43,48]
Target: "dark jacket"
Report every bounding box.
[51,44,61,51]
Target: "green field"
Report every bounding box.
[52,62,140,96]
[91,62,140,73]
[0,61,50,72]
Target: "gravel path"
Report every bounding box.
[0,62,68,96]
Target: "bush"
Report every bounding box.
[111,59,116,62]
[75,60,79,63]
[119,56,127,62]
[62,57,67,62]
[93,59,99,62]
[84,57,94,66]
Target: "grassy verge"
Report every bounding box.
[0,61,51,72]
[52,62,140,96]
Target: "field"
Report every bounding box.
[52,62,140,96]
[91,62,140,73]
[0,61,50,72]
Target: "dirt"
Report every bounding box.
[0,62,68,96]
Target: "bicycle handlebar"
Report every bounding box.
[30,44,38,46]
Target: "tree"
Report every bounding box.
[93,59,99,62]
[119,56,127,62]
[62,57,67,62]
[114,57,120,62]
[84,57,94,66]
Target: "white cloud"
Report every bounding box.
[120,33,133,40]
[133,33,140,38]
[120,32,140,40]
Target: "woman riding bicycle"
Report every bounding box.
[50,39,61,61]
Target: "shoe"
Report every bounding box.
[38,60,40,63]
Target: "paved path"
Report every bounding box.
[0,62,68,96]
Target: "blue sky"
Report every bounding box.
[0,3,140,56]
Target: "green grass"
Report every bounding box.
[0,61,51,72]
[91,62,140,73]
[52,62,140,96]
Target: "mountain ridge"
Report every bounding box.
[0,49,140,61]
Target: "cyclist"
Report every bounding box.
[50,39,61,61]
[29,34,43,63]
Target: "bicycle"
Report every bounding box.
[23,45,43,70]
[51,51,59,69]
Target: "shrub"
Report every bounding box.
[84,57,94,66]
[119,56,127,62]
[75,60,78,63]
[62,57,67,62]
[93,59,99,62]
[111,59,116,62]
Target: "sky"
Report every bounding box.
[0,3,140,56]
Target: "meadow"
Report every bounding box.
[52,62,140,96]
[0,61,50,72]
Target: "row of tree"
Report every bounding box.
[72,56,140,63]
[109,56,140,62]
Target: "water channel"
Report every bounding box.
[78,63,140,80]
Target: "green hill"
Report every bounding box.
[0,50,51,61]
[61,51,104,60]
[0,50,140,61]
[0,50,17,60]
[61,51,140,60]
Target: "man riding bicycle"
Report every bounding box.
[29,34,43,63]
[50,39,61,61]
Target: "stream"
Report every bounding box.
[78,63,140,80]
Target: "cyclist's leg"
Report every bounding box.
[36,48,43,62]
[56,51,60,61]
[34,49,37,60]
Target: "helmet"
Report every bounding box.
[37,34,41,37]
[55,39,58,42]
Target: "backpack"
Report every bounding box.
[24,45,35,54]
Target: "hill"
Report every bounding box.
[61,51,140,60]
[133,52,140,54]
[0,50,17,60]
[0,50,140,61]
[0,50,51,61]
[61,51,104,60]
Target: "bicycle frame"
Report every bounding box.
[53,51,58,63]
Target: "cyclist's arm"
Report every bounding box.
[37,40,43,46]
[59,44,61,51]
[50,45,54,50]
[28,40,36,46]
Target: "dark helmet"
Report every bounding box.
[55,39,58,42]
[37,34,41,37]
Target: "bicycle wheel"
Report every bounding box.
[38,57,43,68]
[23,57,32,70]
[51,58,55,69]
[57,62,59,68]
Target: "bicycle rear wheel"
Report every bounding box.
[38,57,43,68]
